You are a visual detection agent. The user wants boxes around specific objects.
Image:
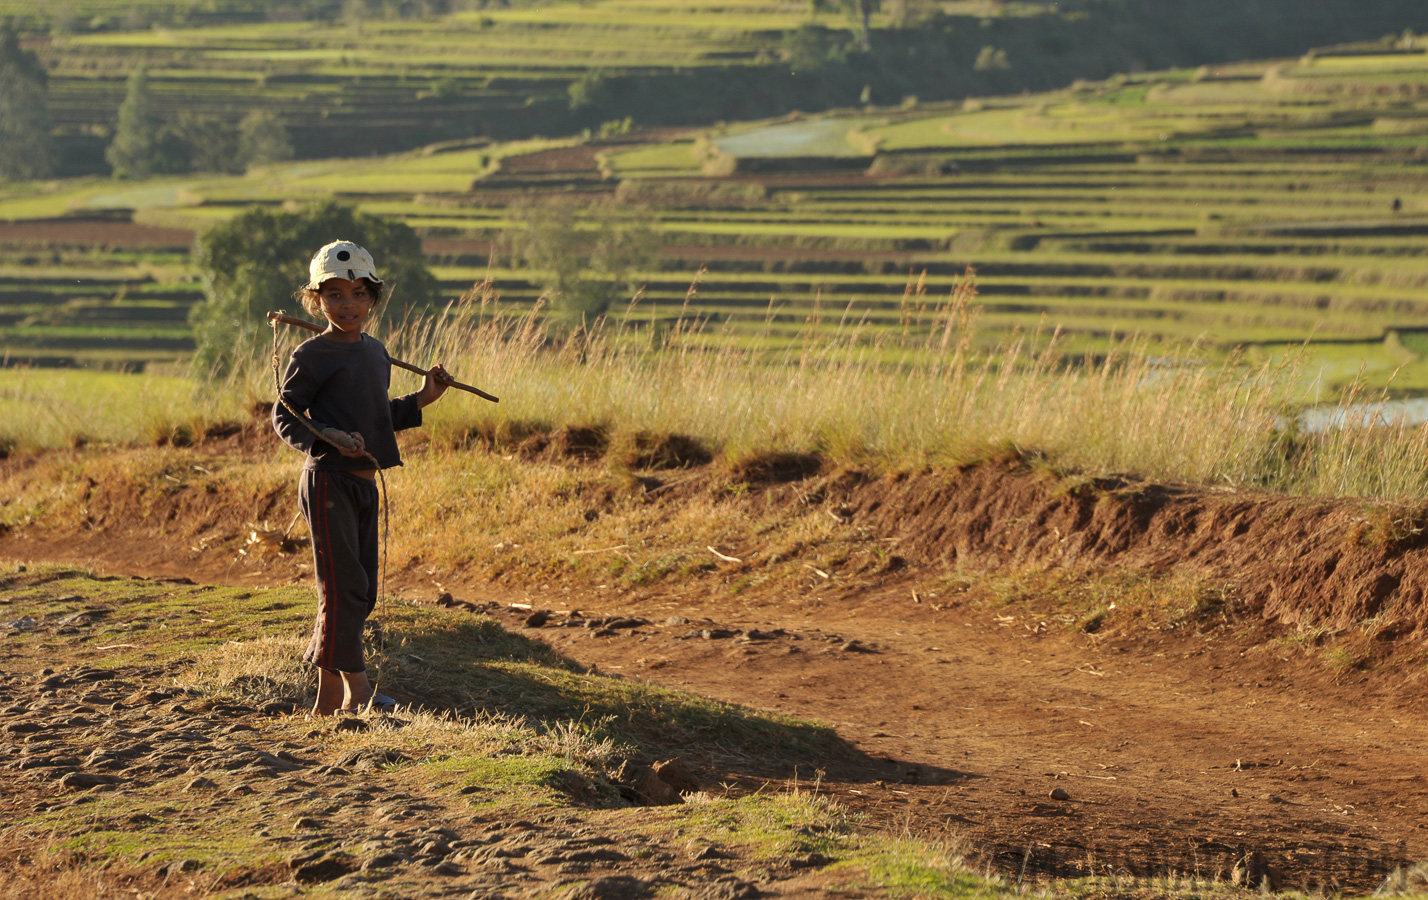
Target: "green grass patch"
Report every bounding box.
[0,369,247,454]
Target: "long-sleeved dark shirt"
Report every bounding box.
[272,333,422,471]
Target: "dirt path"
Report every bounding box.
[501,579,1427,893]
[5,533,1424,894]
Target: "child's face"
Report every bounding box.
[316,278,375,337]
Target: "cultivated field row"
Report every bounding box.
[4,44,1428,385]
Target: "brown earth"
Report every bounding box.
[0,218,194,249]
[5,448,1428,894]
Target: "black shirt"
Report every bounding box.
[272,333,422,471]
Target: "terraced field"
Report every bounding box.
[15,0,845,165]
[6,43,1428,387]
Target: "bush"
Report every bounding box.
[189,201,440,376]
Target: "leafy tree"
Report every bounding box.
[169,112,241,174]
[974,45,1010,71]
[106,66,185,178]
[503,197,656,325]
[804,0,878,51]
[0,23,54,180]
[782,24,849,73]
[568,69,609,111]
[885,0,933,28]
[189,201,440,376]
[237,110,294,169]
[846,0,879,51]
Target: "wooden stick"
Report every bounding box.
[266,311,499,403]
[708,546,742,563]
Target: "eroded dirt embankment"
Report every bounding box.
[6,443,1426,642]
[828,463,1428,638]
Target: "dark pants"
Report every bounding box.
[299,468,379,673]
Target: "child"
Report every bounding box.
[272,239,449,715]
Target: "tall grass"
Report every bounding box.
[0,368,249,453]
[9,271,1428,500]
[382,270,1428,497]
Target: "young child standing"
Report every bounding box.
[273,240,449,715]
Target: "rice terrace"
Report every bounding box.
[8,1,1428,898]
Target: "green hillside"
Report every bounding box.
[5,17,1428,387]
[0,0,1423,174]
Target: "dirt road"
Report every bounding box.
[6,525,1424,894]
[483,576,1428,893]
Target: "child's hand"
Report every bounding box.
[418,364,451,408]
[322,427,367,458]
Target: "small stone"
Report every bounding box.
[362,852,410,871]
[163,859,202,876]
[292,856,352,883]
[701,629,734,640]
[286,848,325,868]
[184,776,218,791]
[335,789,374,802]
[293,816,322,831]
[652,757,699,793]
[840,640,875,653]
[1049,788,1071,801]
[666,616,688,626]
[59,772,123,790]
[625,765,682,806]
[558,876,651,900]
[228,784,255,796]
[523,610,550,628]
[419,840,452,858]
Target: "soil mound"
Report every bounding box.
[837,461,1428,637]
[7,439,1424,642]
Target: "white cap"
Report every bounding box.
[305,240,383,289]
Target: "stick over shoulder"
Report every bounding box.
[267,311,499,404]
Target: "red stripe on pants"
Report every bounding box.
[318,471,338,670]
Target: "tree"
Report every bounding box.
[804,0,878,51]
[567,69,609,111]
[169,112,241,174]
[885,0,933,28]
[106,66,184,178]
[782,24,848,73]
[973,45,1011,72]
[189,201,441,376]
[237,110,294,169]
[840,0,879,51]
[503,197,656,325]
[0,23,54,180]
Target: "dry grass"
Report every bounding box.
[171,627,637,812]
[0,368,250,454]
[7,271,1428,501]
[175,633,312,701]
[0,851,129,900]
[376,272,1428,499]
